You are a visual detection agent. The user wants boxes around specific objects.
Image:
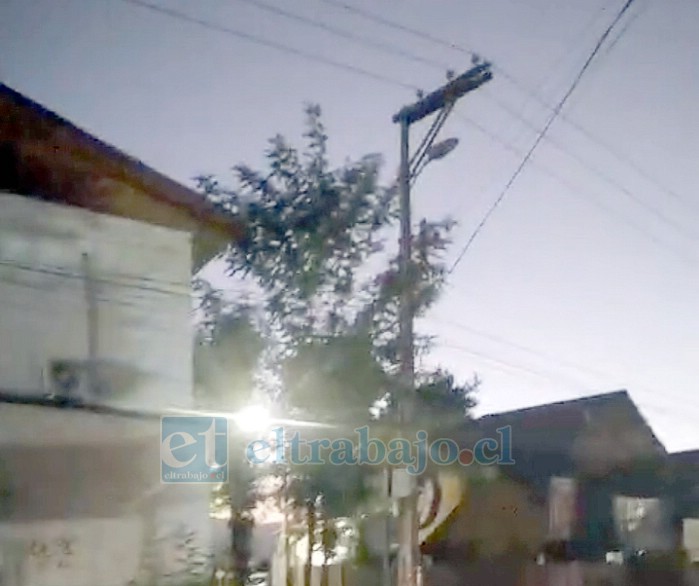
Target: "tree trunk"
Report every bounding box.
[232,512,253,585]
[320,517,332,586]
[305,500,316,586]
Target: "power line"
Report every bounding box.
[529,1,614,101]
[317,0,692,210]
[451,111,699,268]
[119,0,696,267]
[448,0,638,275]
[432,340,699,424]
[0,274,203,319]
[116,0,696,271]
[602,0,648,58]
[431,317,613,381]
[428,315,699,413]
[0,258,194,299]
[317,0,481,60]
[436,340,590,389]
[248,0,698,249]
[480,88,699,243]
[119,0,417,92]
[235,0,448,71]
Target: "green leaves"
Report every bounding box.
[193,104,481,525]
[196,105,393,338]
[281,334,388,419]
[288,460,372,519]
[193,281,264,410]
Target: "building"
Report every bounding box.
[0,83,243,586]
[427,390,671,566]
[667,450,699,563]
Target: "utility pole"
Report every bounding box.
[81,252,99,395]
[392,62,492,586]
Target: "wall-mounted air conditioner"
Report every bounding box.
[44,359,92,402]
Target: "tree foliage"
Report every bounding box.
[195,104,475,420]
[193,105,480,531]
[193,280,265,410]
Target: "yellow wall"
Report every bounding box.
[445,474,546,559]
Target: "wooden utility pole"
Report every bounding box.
[392,62,492,586]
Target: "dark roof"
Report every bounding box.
[668,450,699,467]
[668,451,699,517]
[0,83,245,270]
[478,390,665,455]
[469,390,666,498]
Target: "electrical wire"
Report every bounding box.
[428,315,699,413]
[234,0,697,253]
[451,111,699,268]
[602,0,648,58]
[0,275,198,321]
[448,0,639,275]
[117,0,697,263]
[235,0,447,71]
[316,0,693,209]
[432,339,699,424]
[0,258,192,298]
[119,0,417,92]
[110,0,696,427]
[479,88,699,243]
[117,0,695,273]
[528,0,616,103]
[436,340,589,388]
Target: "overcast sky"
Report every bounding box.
[2,0,698,451]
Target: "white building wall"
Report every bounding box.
[0,192,193,412]
[0,518,144,586]
[684,518,699,563]
[0,192,216,585]
[0,505,216,586]
[0,413,216,586]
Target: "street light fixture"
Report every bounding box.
[424,137,459,163]
[410,137,459,186]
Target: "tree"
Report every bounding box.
[195,103,476,423]
[193,281,265,411]
[193,104,479,578]
[285,461,370,586]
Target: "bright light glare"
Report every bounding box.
[233,404,271,433]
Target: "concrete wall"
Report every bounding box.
[0,193,215,585]
[0,517,144,586]
[0,501,215,586]
[0,192,193,412]
[0,435,215,586]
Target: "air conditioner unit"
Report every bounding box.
[45,359,92,402]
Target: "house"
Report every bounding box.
[425,390,671,567]
[0,83,244,586]
[667,450,699,563]
[268,390,682,586]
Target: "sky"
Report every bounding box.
[2,0,698,451]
